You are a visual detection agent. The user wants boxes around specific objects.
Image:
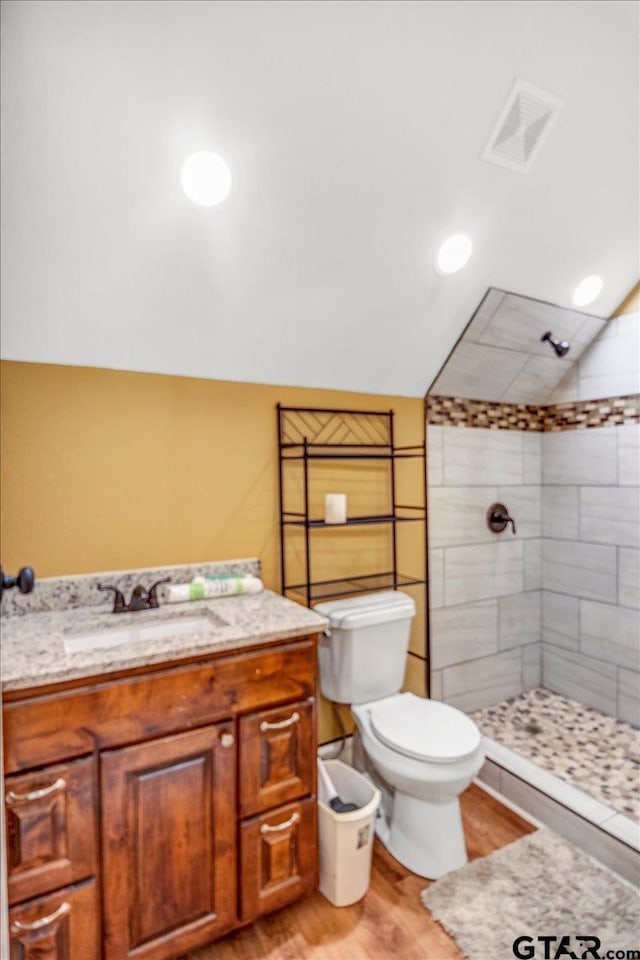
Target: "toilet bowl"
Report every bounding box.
[315,590,485,880]
[351,692,484,879]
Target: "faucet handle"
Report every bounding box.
[147,577,171,608]
[97,583,126,612]
[487,503,517,535]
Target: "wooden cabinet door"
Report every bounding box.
[101,722,236,960]
[239,698,315,817]
[240,797,317,923]
[8,878,98,960]
[5,756,97,905]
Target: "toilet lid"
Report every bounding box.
[369,693,481,763]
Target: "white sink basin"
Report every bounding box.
[63,612,227,655]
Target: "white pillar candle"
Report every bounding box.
[324,493,347,524]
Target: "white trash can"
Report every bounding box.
[318,759,381,907]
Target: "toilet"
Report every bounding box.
[316,590,485,880]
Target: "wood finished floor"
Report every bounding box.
[189,784,536,960]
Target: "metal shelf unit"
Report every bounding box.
[277,404,427,609]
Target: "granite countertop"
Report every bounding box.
[1,561,327,693]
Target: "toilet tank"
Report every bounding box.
[315,590,416,704]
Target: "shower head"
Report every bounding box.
[541,331,570,358]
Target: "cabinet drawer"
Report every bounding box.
[4,637,317,772]
[239,698,315,817]
[240,797,317,922]
[8,877,98,960]
[5,756,97,906]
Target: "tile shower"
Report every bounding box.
[426,293,639,869]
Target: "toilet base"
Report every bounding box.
[375,791,468,879]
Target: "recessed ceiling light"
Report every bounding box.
[436,234,473,275]
[572,275,603,308]
[181,151,232,207]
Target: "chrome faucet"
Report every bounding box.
[98,578,171,613]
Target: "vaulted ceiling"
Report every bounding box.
[1,0,638,397]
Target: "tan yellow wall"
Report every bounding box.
[614,282,640,316]
[0,361,427,741]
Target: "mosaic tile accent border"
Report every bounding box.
[426,396,544,431]
[543,394,640,431]
[426,393,640,432]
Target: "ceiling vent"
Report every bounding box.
[482,78,563,174]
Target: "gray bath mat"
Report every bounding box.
[421,828,640,960]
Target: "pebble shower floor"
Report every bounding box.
[471,687,640,823]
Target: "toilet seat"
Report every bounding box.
[369,692,481,764]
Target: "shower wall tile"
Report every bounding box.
[428,549,444,609]
[617,667,640,727]
[619,548,640,609]
[442,648,523,713]
[580,373,640,399]
[428,486,497,547]
[579,486,640,548]
[541,538,617,603]
[523,538,542,590]
[503,355,572,405]
[441,427,523,485]
[542,486,579,540]
[430,600,498,668]
[498,591,541,649]
[546,366,579,405]
[430,342,527,403]
[443,540,523,606]
[566,311,640,402]
[522,642,542,688]
[542,591,579,650]
[542,429,618,485]
[577,322,640,397]
[579,600,640,671]
[618,423,640,486]
[427,425,443,486]
[427,323,639,716]
[463,288,505,342]
[522,432,542,484]
[542,644,617,716]
[497,486,541,537]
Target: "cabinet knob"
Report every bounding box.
[220,732,234,748]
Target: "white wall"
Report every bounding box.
[1,1,638,396]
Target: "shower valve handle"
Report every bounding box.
[487,504,517,535]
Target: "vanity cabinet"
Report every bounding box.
[3,634,319,960]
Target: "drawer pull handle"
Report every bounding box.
[260,711,300,732]
[6,777,66,805]
[10,901,71,934]
[260,812,299,834]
